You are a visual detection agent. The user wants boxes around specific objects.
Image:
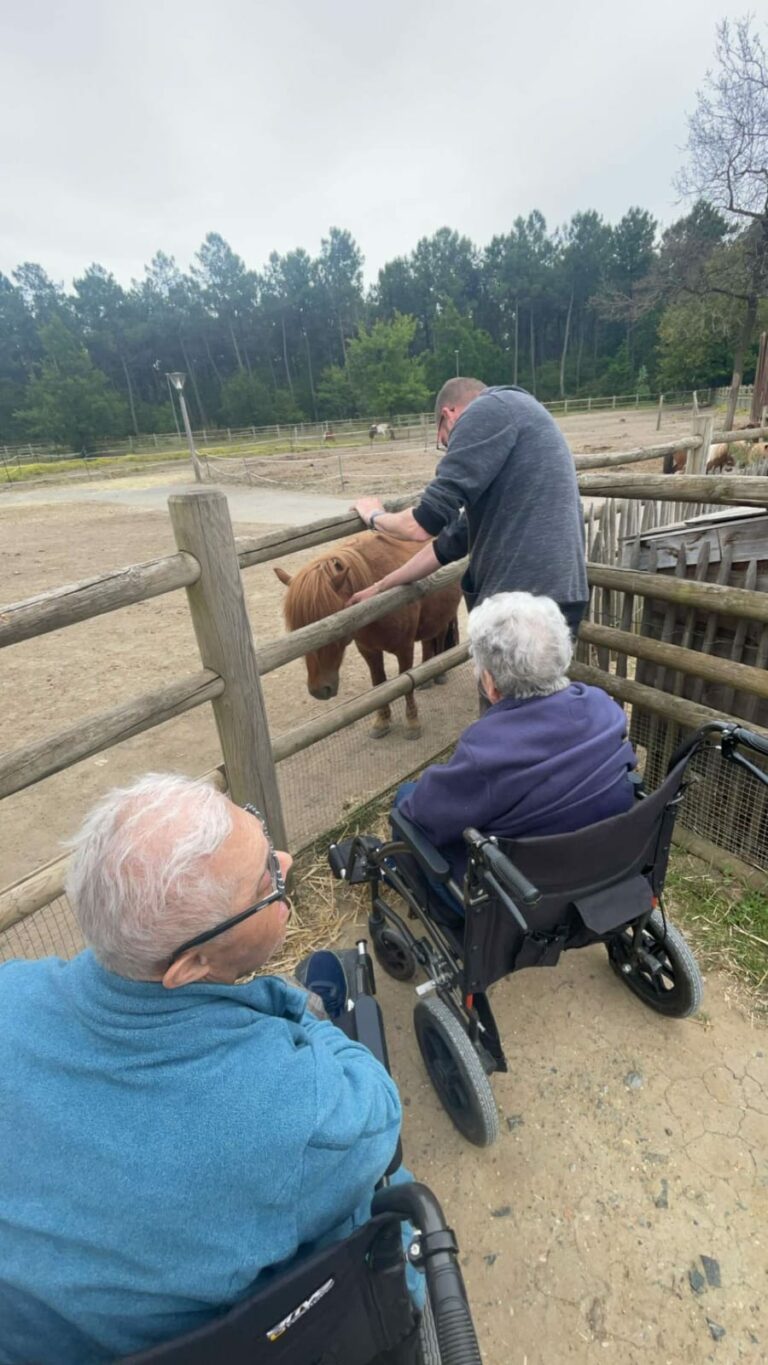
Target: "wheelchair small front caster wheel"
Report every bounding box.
[414,996,499,1147]
[607,909,703,1018]
[369,917,417,982]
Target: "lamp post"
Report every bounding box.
[165,373,182,440]
[454,349,460,377]
[167,372,203,483]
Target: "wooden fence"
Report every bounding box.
[0,387,728,468]
[2,418,768,941]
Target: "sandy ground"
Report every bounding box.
[336,899,767,1365]
[1,406,765,1362]
[198,406,695,498]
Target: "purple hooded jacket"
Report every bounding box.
[399,683,637,883]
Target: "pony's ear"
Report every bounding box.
[273,566,293,586]
[330,564,352,598]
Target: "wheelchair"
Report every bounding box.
[328,722,768,1148]
[119,942,481,1365]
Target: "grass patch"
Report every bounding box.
[0,433,382,484]
[0,450,192,482]
[664,856,768,1010]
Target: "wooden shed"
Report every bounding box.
[622,507,768,727]
[619,507,768,871]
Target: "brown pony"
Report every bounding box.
[274,533,461,739]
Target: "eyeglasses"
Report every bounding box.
[168,804,286,964]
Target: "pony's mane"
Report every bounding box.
[283,542,377,629]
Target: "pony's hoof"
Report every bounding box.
[370,723,391,740]
[405,725,422,741]
[434,673,448,685]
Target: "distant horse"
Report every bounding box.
[274,534,461,739]
[368,423,396,443]
[662,443,734,474]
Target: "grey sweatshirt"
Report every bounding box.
[414,386,588,609]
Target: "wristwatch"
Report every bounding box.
[369,510,385,532]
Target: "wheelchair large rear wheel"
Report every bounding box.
[416,1297,441,1364]
[414,996,499,1147]
[369,916,417,982]
[607,909,702,1018]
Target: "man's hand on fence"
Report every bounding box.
[347,583,380,607]
[352,496,384,527]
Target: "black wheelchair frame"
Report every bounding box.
[119,941,481,1365]
[328,722,768,1148]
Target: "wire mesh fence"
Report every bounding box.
[577,588,768,874]
[0,659,481,965]
[276,658,479,849]
[0,894,83,965]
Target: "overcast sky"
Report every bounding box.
[0,0,757,291]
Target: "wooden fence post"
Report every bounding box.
[689,412,715,475]
[168,488,286,846]
[656,393,664,430]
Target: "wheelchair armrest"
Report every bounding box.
[390,808,451,884]
[334,953,402,1178]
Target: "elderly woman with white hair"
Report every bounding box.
[394,592,637,908]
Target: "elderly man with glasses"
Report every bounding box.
[0,775,406,1364]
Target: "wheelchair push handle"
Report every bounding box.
[372,1182,482,1365]
[731,725,768,759]
[464,828,540,906]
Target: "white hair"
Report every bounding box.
[65,774,237,980]
[468,593,573,700]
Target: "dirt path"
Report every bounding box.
[336,900,766,1364]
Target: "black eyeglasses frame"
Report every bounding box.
[167,804,286,965]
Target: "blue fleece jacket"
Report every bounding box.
[400,683,636,882]
[0,953,402,1363]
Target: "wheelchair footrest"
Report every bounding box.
[328,836,383,884]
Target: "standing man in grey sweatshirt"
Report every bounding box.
[350,379,588,636]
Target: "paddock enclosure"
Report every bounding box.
[1,405,767,966]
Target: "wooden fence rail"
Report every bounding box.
[577,473,768,506]
[257,561,466,674]
[272,644,470,763]
[0,765,228,935]
[570,660,768,746]
[579,622,768,701]
[0,553,200,650]
[586,563,768,622]
[234,494,416,569]
[4,453,766,657]
[0,649,469,934]
[0,670,224,801]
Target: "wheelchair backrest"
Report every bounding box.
[462,756,689,993]
[119,1213,416,1365]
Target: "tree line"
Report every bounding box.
[1,17,766,451]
